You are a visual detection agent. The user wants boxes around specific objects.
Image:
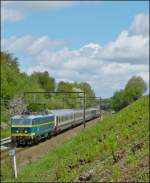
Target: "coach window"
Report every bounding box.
[60,116,62,122]
[66,116,68,121]
[34,118,37,124]
[37,118,38,123]
[65,115,68,121]
[68,115,70,121]
[65,116,67,121]
[67,115,69,121]
[32,119,35,125]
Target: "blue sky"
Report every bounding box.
[1,1,149,97]
[2,1,149,48]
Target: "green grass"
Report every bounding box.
[1,127,11,139]
[1,96,149,182]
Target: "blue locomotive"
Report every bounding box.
[11,113,55,145]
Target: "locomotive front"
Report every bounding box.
[11,115,35,146]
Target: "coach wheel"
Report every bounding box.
[34,137,39,145]
[14,142,19,147]
[47,133,51,139]
[11,141,17,148]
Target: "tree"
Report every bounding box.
[78,82,96,107]
[124,76,147,104]
[111,90,127,111]
[111,76,147,111]
[9,94,27,116]
[31,71,55,92]
[1,51,46,121]
[57,81,73,92]
[1,51,20,101]
[101,98,113,111]
[56,81,96,108]
[56,81,74,108]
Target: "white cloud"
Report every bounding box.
[1,1,78,22]
[1,6,23,22]
[1,13,149,97]
[101,63,148,75]
[2,35,66,56]
[129,13,149,36]
[3,1,77,11]
[95,30,149,64]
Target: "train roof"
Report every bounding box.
[12,113,54,120]
[49,108,96,116]
[11,108,98,119]
[50,109,75,116]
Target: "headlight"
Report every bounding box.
[24,130,28,133]
[16,130,19,133]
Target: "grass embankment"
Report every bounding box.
[1,128,10,139]
[1,121,11,139]
[2,96,149,182]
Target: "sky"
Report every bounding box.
[1,1,149,98]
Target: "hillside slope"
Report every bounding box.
[81,95,149,182]
[4,96,149,182]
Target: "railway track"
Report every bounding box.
[0,137,11,152]
[1,117,101,163]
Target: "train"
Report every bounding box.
[11,108,100,146]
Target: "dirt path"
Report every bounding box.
[12,118,100,171]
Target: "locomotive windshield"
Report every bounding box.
[11,118,32,125]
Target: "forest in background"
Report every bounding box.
[1,51,96,123]
[1,51,147,124]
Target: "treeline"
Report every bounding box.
[1,52,96,122]
[1,51,147,122]
[103,76,147,112]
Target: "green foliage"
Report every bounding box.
[78,82,96,107]
[57,81,73,92]
[101,98,113,111]
[111,90,127,111]
[27,103,46,112]
[1,52,45,122]
[1,52,21,100]
[124,76,147,103]
[31,71,55,92]
[56,81,96,108]
[1,127,10,139]
[111,165,121,182]
[111,76,147,111]
[1,106,9,122]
